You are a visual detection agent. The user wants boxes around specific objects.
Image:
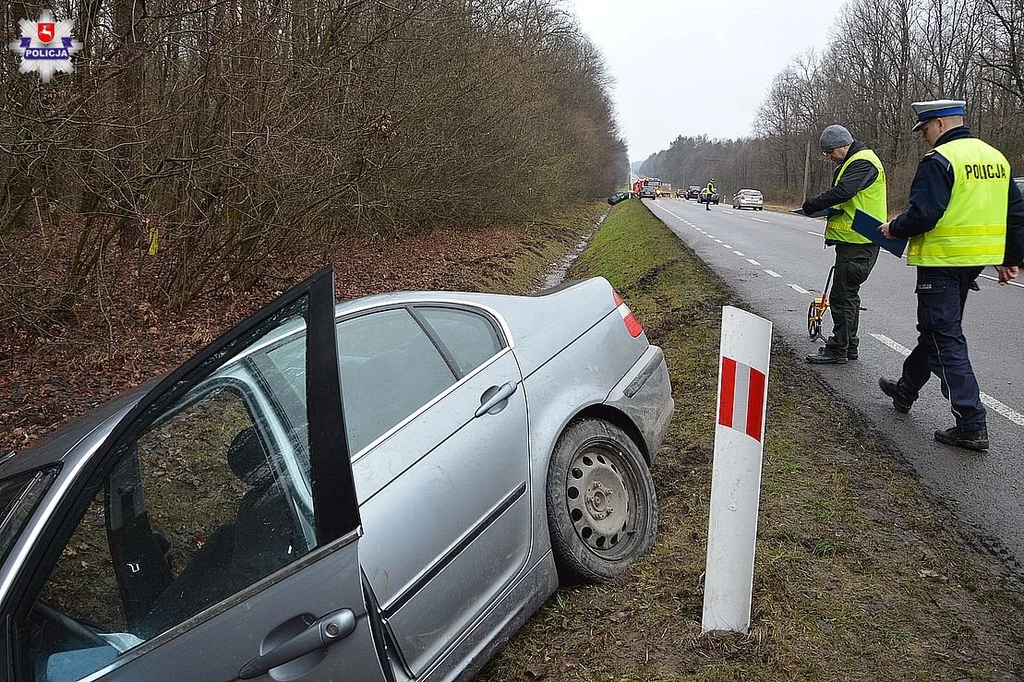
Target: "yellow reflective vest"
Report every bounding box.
[825,148,887,244]
[907,137,1009,266]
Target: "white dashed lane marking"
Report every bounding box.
[871,333,910,355]
[734,250,745,256]
[652,197,1024,429]
[870,333,1024,427]
[979,273,1024,289]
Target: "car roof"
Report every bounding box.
[0,283,599,476]
[0,382,153,478]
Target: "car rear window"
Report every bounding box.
[0,467,58,565]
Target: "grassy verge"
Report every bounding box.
[763,202,799,214]
[478,198,1024,681]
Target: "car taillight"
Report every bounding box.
[613,291,644,338]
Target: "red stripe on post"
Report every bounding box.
[719,357,737,428]
[746,366,766,442]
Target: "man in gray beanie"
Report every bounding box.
[802,124,888,364]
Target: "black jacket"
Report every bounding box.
[889,126,1024,267]
[802,141,880,217]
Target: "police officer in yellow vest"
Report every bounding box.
[878,99,1024,452]
[802,125,887,364]
[704,178,716,211]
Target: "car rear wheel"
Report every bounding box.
[546,419,658,584]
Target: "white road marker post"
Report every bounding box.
[702,306,772,635]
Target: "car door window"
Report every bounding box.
[19,312,316,682]
[263,308,460,456]
[415,306,504,375]
[336,308,457,455]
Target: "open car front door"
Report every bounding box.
[4,266,389,682]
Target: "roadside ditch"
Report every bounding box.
[477,197,1024,681]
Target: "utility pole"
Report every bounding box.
[802,140,811,204]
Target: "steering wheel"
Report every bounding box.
[31,601,110,649]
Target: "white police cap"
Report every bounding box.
[911,99,966,131]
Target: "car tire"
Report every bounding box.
[546,418,658,584]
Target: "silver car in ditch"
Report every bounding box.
[0,266,673,682]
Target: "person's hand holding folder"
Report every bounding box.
[851,208,907,258]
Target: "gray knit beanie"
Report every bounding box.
[820,124,854,150]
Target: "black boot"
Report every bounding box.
[806,346,847,365]
[878,377,912,413]
[934,426,989,452]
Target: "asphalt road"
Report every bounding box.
[644,197,1024,563]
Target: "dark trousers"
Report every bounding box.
[826,242,879,353]
[898,266,986,430]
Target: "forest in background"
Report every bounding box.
[1,0,627,324]
[639,0,1024,209]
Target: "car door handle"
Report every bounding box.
[238,608,356,679]
[475,382,518,418]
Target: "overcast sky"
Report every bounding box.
[570,0,848,163]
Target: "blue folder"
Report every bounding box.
[852,208,907,258]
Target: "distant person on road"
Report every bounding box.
[877,99,1024,452]
[704,178,716,211]
[802,124,887,365]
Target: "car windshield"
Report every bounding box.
[0,468,59,566]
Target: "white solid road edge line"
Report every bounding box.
[871,333,1024,427]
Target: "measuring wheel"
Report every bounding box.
[807,298,826,341]
[806,266,835,342]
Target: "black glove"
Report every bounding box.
[801,200,817,215]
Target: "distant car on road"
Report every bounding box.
[0,268,672,682]
[675,188,687,198]
[732,189,764,211]
[687,186,702,200]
